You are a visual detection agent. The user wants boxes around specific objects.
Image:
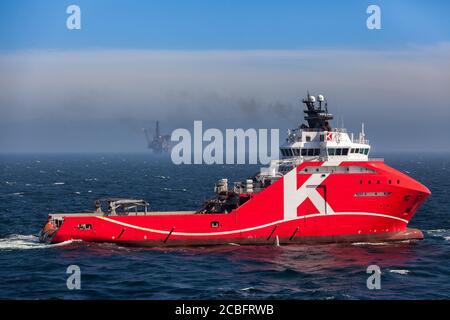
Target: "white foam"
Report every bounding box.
[425,229,450,240]
[241,287,254,291]
[53,182,65,185]
[390,269,410,275]
[352,242,392,246]
[0,234,77,251]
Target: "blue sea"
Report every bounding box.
[0,153,448,299]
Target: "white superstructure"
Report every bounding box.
[280,125,370,162]
[259,93,372,179]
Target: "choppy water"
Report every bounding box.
[0,153,449,299]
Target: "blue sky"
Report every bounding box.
[1,0,450,50]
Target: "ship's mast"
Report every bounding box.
[302,92,333,130]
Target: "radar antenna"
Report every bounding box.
[301,92,333,130]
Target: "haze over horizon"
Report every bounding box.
[1,1,449,153]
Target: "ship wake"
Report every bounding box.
[0,234,77,251]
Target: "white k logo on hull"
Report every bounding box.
[283,161,342,220]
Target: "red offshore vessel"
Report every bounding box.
[39,93,430,246]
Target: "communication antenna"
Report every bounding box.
[361,122,366,144]
[317,94,325,110]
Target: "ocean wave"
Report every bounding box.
[389,269,410,275]
[425,229,450,240]
[352,239,414,246]
[53,182,65,185]
[352,242,392,246]
[0,234,77,251]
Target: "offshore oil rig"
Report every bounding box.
[143,121,171,153]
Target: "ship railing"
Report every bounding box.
[299,128,348,133]
[234,186,266,194]
[332,128,347,133]
[300,128,320,132]
[350,138,370,144]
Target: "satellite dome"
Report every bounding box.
[309,95,316,103]
[317,94,325,102]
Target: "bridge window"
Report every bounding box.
[328,148,335,156]
[301,148,307,156]
[336,148,342,156]
[355,148,359,153]
[293,148,300,156]
[364,148,369,155]
[342,148,349,155]
[306,136,311,142]
[350,148,355,153]
[314,148,320,156]
[307,149,314,156]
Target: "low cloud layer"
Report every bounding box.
[1,44,450,153]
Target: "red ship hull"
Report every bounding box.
[40,160,430,246]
